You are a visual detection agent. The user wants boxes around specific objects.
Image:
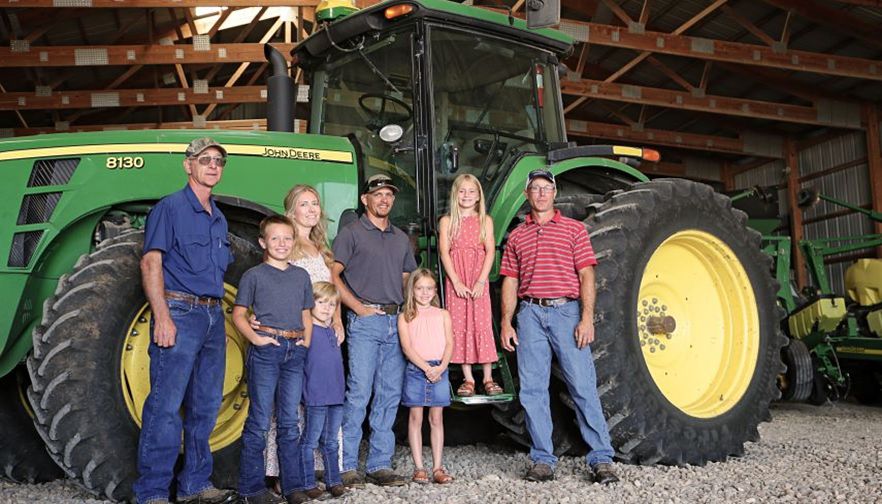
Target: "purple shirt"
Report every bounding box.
[302,325,345,406]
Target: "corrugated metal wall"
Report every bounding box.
[799,132,872,294]
[734,130,875,296]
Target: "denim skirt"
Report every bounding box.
[401,360,450,407]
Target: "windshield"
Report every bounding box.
[309,29,418,229]
[429,27,564,214]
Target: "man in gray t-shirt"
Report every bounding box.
[332,174,417,487]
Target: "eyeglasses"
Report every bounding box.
[527,185,555,195]
[190,155,226,167]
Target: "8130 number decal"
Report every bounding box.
[106,156,145,169]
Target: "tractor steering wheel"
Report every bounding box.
[358,93,413,128]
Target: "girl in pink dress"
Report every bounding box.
[438,174,501,397]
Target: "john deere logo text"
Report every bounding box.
[263,147,323,160]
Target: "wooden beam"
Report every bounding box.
[0,85,269,110]
[865,104,882,256]
[0,43,296,67]
[560,78,862,128]
[0,0,317,6]
[3,118,315,136]
[558,19,882,80]
[785,138,807,288]
[645,56,694,91]
[566,119,784,158]
[760,0,882,52]
[720,4,776,46]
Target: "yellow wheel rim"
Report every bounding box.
[637,230,760,418]
[120,284,249,451]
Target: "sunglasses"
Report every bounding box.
[364,178,396,192]
[190,155,226,167]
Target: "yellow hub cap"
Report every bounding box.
[120,284,249,451]
[638,230,760,418]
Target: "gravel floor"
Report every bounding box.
[2,401,881,503]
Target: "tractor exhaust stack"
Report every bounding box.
[264,44,296,132]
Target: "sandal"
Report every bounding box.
[433,467,454,484]
[412,468,430,484]
[483,380,504,396]
[456,380,476,397]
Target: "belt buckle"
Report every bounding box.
[540,298,552,307]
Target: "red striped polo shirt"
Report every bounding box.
[500,209,597,299]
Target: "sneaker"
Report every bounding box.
[366,468,407,487]
[328,485,348,498]
[178,488,237,504]
[591,463,620,485]
[284,491,310,504]
[340,470,365,489]
[237,491,284,504]
[524,463,555,482]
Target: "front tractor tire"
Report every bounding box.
[584,179,785,465]
[0,367,64,483]
[26,230,260,501]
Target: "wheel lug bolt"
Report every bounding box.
[660,344,666,350]
[652,298,658,304]
[661,305,667,311]
[125,344,133,351]
[642,300,648,306]
[650,347,656,353]
[130,329,138,336]
[666,334,672,339]
[138,316,147,323]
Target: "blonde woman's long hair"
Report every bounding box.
[284,184,334,268]
[403,268,440,323]
[447,174,487,243]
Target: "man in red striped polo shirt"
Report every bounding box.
[500,169,619,485]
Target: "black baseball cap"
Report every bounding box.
[525,169,555,189]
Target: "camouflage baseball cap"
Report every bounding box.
[185,137,227,158]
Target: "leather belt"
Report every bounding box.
[165,290,222,307]
[257,326,304,340]
[362,302,401,315]
[522,296,575,307]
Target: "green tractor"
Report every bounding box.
[0,0,784,500]
[772,189,882,405]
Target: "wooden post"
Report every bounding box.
[785,138,807,289]
[864,104,882,257]
[721,161,734,191]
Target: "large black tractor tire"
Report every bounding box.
[0,367,64,483]
[584,179,785,465]
[491,179,784,464]
[26,231,260,501]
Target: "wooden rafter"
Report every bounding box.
[0,85,269,111]
[566,119,783,158]
[561,78,862,128]
[1,43,296,67]
[559,18,882,80]
[760,0,882,52]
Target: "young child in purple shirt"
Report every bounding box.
[300,281,347,499]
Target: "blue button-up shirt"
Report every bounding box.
[143,184,232,298]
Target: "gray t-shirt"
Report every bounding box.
[332,214,418,305]
[235,263,315,331]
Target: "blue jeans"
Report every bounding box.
[300,405,344,489]
[515,300,615,468]
[342,312,406,473]
[134,299,226,504]
[238,337,308,497]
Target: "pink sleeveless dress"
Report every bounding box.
[446,215,497,364]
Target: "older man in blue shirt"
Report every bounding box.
[134,138,235,504]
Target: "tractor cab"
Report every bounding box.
[291,0,572,232]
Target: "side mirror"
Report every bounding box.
[526,0,560,29]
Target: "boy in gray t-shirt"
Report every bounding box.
[232,215,314,503]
